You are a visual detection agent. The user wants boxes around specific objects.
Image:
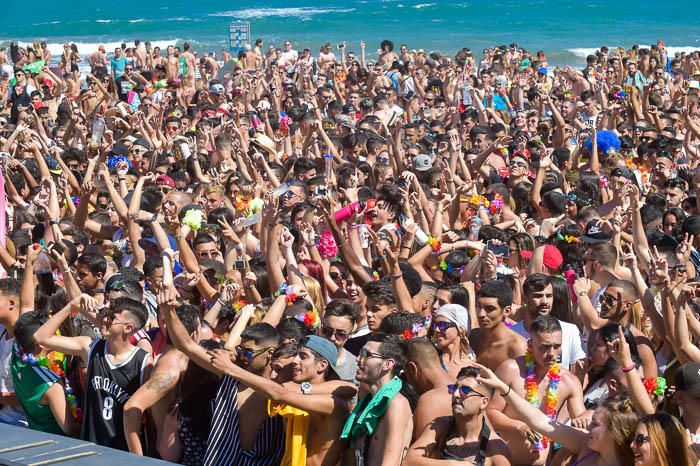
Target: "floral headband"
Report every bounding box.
[557,232,581,244]
[643,376,667,398]
[565,192,591,207]
[402,315,432,341]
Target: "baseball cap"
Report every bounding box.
[133,138,151,150]
[110,143,129,157]
[542,245,563,270]
[519,58,532,70]
[138,235,178,252]
[44,157,63,175]
[610,166,635,181]
[156,174,175,188]
[675,362,700,398]
[436,304,470,332]
[302,335,338,379]
[342,103,356,115]
[581,220,612,244]
[210,83,225,94]
[412,154,433,172]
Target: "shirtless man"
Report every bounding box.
[165,46,179,80]
[404,337,455,440]
[151,47,166,69]
[404,366,511,466]
[87,45,108,74]
[123,304,200,456]
[181,42,197,89]
[469,280,527,371]
[343,333,412,466]
[210,335,355,466]
[487,315,586,466]
[133,40,147,71]
[318,43,337,71]
[163,286,285,465]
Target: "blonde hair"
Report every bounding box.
[302,276,325,315]
[643,413,697,466]
[599,396,638,466]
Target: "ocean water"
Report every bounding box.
[2,0,700,66]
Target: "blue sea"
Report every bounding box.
[2,0,700,66]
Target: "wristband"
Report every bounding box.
[390,273,403,280]
[621,363,637,373]
[501,386,512,397]
[577,291,588,297]
[50,219,59,226]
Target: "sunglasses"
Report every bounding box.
[329,271,341,280]
[432,321,457,332]
[447,384,486,398]
[321,326,349,341]
[358,348,384,363]
[235,345,271,361]
[509,161,527,168]
[631,434,649,446]
[601,294,619,306]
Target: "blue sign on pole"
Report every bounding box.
[229,22,251,53]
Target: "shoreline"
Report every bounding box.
[4,38,700,69]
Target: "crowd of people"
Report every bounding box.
[0,35,699,466]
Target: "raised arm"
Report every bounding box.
[33,296,94,359]
[209,348,354,416]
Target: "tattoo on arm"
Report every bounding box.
[145,373,176,393]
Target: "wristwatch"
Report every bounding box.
[301,382,312,395]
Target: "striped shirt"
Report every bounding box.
[204,375,284,466]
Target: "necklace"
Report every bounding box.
[524,350,561,451]
[15,345,83,422]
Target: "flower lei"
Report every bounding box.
[231,299,248,313]
[613,90,627,100]
[182,209,205,231]
[402,315,432,341]
[514,149,531,159]
[556,232,580,244]
[275,283,298,306]
[642,376,667,398]
[294,307,320,330]
[426,236,442,254]
[524,350,561,451]
[467,195,490,209]
[16,345,83,422]
[489,194,504,215]
[317,230,339,259]
[599,175,610,189]
[232,195,251,213]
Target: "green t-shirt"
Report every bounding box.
[10,346,64,435]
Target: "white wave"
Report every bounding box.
[567,44,700,58]
[565,47,598,58]
[95,19,113,23]
[413,3,437,8]
[209,7,356,20]
[33,20,61,26]
[128,19,146,23]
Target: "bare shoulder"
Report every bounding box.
[561,368,584,392]
[495,357,520,382]
[508,329,527,353]
[387,392,412,416]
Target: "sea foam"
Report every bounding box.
[209,7,356,20]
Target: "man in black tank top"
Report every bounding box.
[34,295,152,450]
[404,366,512,466]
